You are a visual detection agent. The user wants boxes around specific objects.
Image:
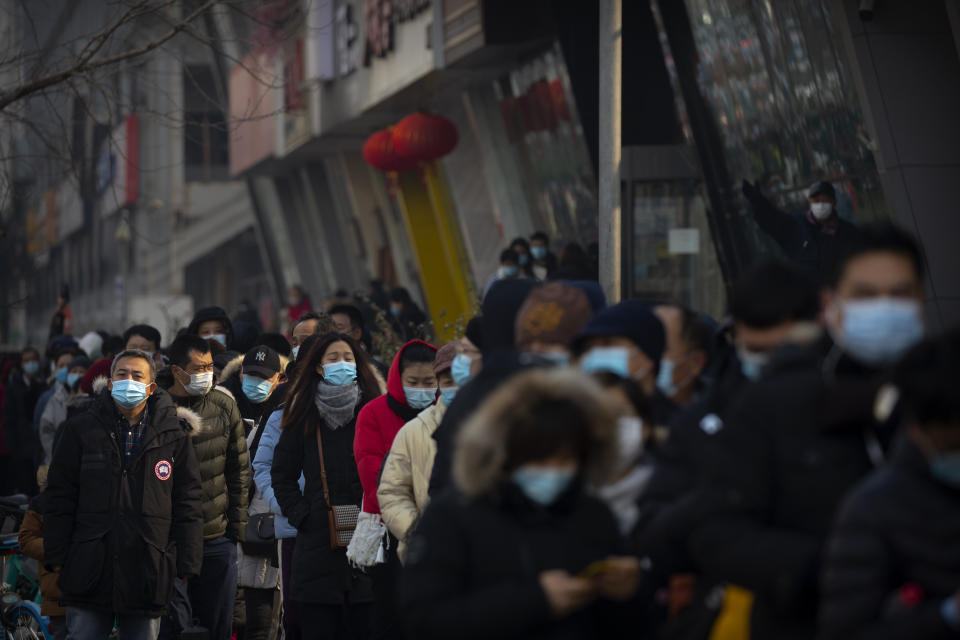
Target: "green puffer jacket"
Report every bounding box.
[169,388,249,541]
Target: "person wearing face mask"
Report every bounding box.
[44,349,203,640]
[2,346,45,494]
[591,373,654,537]
[271,333,381,639]
[529,231,558,281]
[217,345,287,424]
[354,339,437,637]
[483,248,531,298]
[378,341,458,564]
[39,355,90,468]
[186,306,235,350]
[573,301,666,399]
[402,368,642,638]
[388,287,429,343]
[742,179,861,282]
[820,328,960,639]
[688,225,926,639]
[160,334,249,640]
[632,260,821,636]
[652,305,712,426]
[514,281,594,368]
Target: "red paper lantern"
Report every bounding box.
[392,112,458,161]
[362,128,419,172]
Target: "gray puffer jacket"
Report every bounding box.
[169,388,249,541]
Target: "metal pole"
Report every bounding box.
[599,0,623,304]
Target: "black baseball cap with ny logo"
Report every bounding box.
[242,345,282,378]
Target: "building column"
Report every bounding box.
[599,0,622,304]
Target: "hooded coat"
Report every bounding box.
[401,369,637,639]
[354,340,437,515]
[43,388,204,617]
[429,279,539,496]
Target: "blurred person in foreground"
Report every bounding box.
[401,368,642,638]
[634,260,821,636]
[819,328,960,639]
[690,224,927,639]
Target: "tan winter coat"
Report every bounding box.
[377,399,447,563]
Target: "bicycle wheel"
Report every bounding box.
[4,601,48,640]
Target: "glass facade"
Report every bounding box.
[640,0,890,299]
[494,45,598,245]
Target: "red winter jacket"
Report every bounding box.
[354,340,437,514]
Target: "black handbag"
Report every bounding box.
[242,513,276,557]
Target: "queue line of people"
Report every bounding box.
[1,221,958,639]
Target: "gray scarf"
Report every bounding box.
[314,381,360,429]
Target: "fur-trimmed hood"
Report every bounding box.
[452,368,620,499]
[92,375,110,394]
[176,405,203,432]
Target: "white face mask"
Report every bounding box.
[810,202,833,221]
[615,416,644,473]
[181,369,213,396]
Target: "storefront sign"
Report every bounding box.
[229,50,281,176]
[364,0,430,65]
[312,0,360,81]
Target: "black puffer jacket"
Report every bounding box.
[168,388,249,541]
[689,335,893,639]
[271,407,373,605]
[44,389,203,617]
[819,437,960,639]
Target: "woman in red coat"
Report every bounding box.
[354,339,437,638]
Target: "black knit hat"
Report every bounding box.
[807,181,836,199]
[573,300,666,371]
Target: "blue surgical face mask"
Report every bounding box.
[499,265,519,279]
[322,361,357,386]
[111,379,149,409]
[390,306,400,317]
[512,466,577,506]
[518,253,529,266]
[242,374,274,404]
[439,386,458,405]
[838,298,924,365]
[292,345,300,361]
[23,361,40,377]
[580,346,630,379]
[737,348,769,382]
[531,246,547,261]
[66,372,83,388]
[451,353,473,387]
[207,333,228,347]
[929,451,960,489]
[656,359,677,397]
[404,386,435,410]
[55,367,69,385]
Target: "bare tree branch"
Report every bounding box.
[0,0,218,112]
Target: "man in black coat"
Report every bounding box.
[743,179,861,283]
[689,225,928,639]
[633,260,822,633]
[819,328,960,639]
[44,349,203,640]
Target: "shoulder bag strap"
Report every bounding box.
[315,426,332,509]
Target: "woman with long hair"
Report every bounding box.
[271,333,382,640]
